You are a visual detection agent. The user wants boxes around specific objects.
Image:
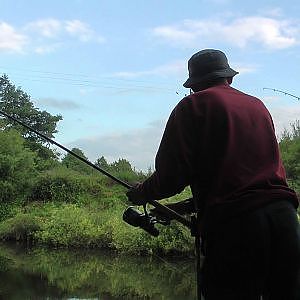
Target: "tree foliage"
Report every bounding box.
[94,156,110,171]
[0,129,37,202]
[61,148,92,174]
[0,74,62,158]
[279,120,300,193]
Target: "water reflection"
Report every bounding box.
[0,243,196,299]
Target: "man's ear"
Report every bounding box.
[227,77,233,84]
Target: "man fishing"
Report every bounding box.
[126,49,300,299]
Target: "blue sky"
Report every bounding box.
[0,0,300,170]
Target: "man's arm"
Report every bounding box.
[127,98,200,205]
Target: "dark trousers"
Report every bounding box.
[201,200,300,300]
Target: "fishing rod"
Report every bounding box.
[0,109,192,230]
[263,87,300,101]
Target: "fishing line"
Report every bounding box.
[263,87,300,101]
[152,252,193,280]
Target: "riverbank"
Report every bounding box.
[0,182,195,256]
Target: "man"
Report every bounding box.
[127,49,300,299]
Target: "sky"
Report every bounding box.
[0,0,300,171]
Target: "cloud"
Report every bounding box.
[25,18,105,43]
[65,20,105,43]
[25,18,61,38]
[113,60,186,79]
[0,18,105,54]
[68,120,166,170]
[0,22,27,52]
[35,97,81,110]
[152,16,299,49]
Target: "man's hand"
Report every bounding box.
[150,198,194,219]
[126,183,148,206]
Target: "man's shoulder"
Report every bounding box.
[175,85,264,110]
[205,85,263,104]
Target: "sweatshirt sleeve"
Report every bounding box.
[136,98,199,201]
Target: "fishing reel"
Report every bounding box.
[123,205,170,237]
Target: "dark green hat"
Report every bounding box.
[183,49,238,88]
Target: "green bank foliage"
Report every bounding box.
[0,75,298,254]
[279,120,300,194]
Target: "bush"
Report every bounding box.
[0,213,40,241]
[0,202,18,222]
[34,204,104,247]
[0,181,15,203]
[30,167,85,203]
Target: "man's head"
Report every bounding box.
[183,49,238,92]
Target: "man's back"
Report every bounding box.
[183,84,298,216]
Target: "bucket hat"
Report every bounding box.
[183,49,238,88]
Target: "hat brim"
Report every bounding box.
[183,68,238,88]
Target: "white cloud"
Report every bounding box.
[0,22,27,52]
[0,18,105,54]
[65,20,105,43]
[113,60,186,79]
[68,120,166,170]
[25,18,61,38]
[152,16,299,49]
[25,18,105,44]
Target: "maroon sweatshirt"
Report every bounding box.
[137,84,299,224]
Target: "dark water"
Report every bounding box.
[0,243,196,300]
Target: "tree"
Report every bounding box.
[110,158,133,173]
[61,148,92,174]
[0,129,37,202]
[279,120,300,193]
[0,74,62,158]
[95,156,110,171]
[109,158,146,183]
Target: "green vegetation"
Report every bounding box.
[0,75,298,255]
[279,120,300,194]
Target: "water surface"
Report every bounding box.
[0,243,196,299]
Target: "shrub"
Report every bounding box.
[30,167,85,203]
[0,213,40,241]
[0,181,15,203]
[34,204,104,247]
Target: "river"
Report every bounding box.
[0,242,196,299]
